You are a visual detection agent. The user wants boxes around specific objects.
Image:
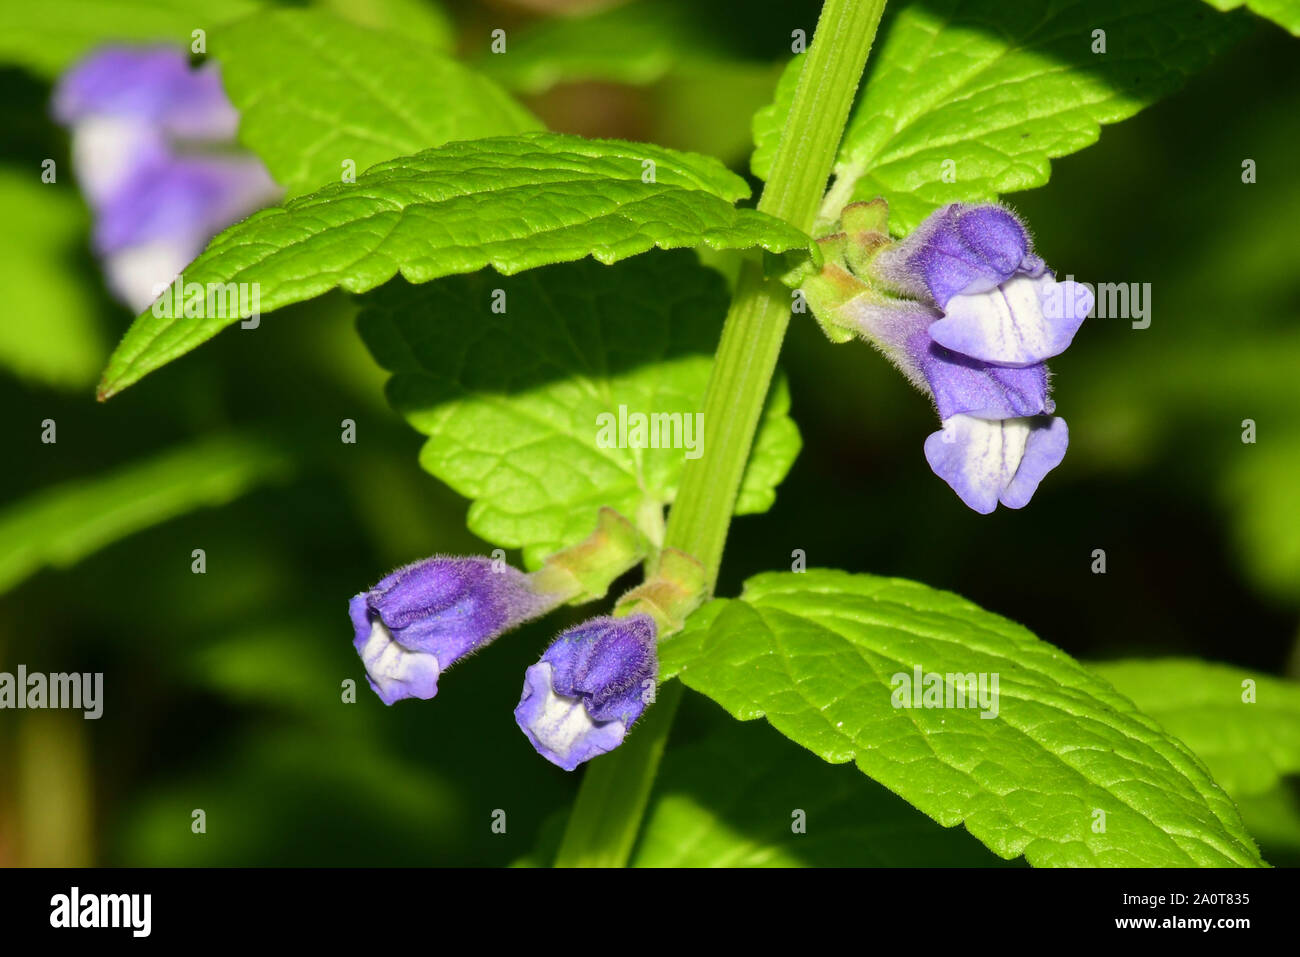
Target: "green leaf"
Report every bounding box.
[663,570,1263,867]
[0,435,291,594]
[0,171,105,389]
[476,0,729,94]
[1092,659,1300,799]
[357,253,801,568]
[314,0,454,51]
[755,0,1251,235]
[632,708,1008,866]
[750,53,803,181]
[474,0,789,166]
[214,10,538,199]
[97,132,812,399]
[0,0,256,77]
[1203,0,1300,34]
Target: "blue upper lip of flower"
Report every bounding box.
[878,202,1094,367]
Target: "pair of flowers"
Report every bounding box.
[349,514,669,772]
[805,200,1095,513]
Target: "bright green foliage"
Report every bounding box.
[358,253,801,568]
[1203,0,1300,33]
[214,10,538,198]
[755,0,1251,234]
[477,0,728,94]
[0,171,106,388]
[314,0,454,50]
[632,713,1011,866]
[0,0,458,78]
[98,133,812,398]
[662,570,1263,867]
[0,0,256,77]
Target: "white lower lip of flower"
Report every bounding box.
[951,414,1031,491]
[943,275,1050,362]
[524,663,626,765]
[360,620,440,702]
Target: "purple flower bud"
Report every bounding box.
[515,614,657,771]
[877,203,1092,366]
[51,46,280,311]
[350,557,560,705]
[924,414,1069,514]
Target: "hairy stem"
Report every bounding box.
[553,0,887,869]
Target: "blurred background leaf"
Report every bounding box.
[1093,659,1300,800]
[1201,0,1300,34]
[0,171,107,389]
[0,0,257,78]
[0,434,291,594]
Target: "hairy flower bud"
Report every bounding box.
[515,614,657,771]
[350,557,561,705]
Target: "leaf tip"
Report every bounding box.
[95,374,122,402]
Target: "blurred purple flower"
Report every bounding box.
[52,46,280,311]
[515,614,657,771]
[350,556,563,705]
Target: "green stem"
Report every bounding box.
[552,0,887,869]
[552,681,683,868]
[665,0,888,579]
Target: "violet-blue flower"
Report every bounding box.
[840,298,1069,514]
[876,203,1093,366]
[350,556,563,705]
[515,614,657,771]
[802,199,1085,513]
[52,46,280,311]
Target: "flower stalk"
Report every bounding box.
[552,0,890,868]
